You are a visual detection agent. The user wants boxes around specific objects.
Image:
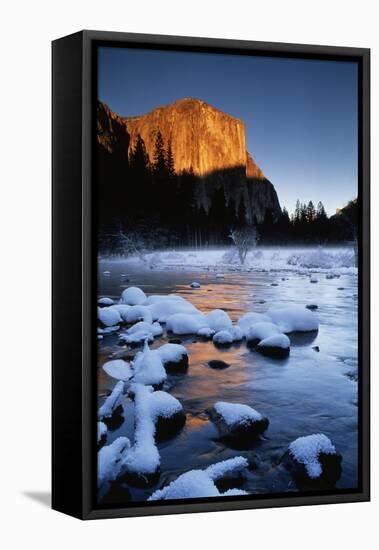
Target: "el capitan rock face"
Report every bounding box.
[97,98,282,224]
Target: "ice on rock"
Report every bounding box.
[98,380,124,420]
[157,343,189,372]
[148,457,248,501]
[237,312,271,336]
[102,359,133,381]
[123,305,153,324]
[206,309,233,332]
[132,341,167,387]
[166,313,208,335]
[257,334,290,358]
[98,436,131,486]
[97,421,107,445]
[98,297,114,306]
[267,305,319,333]
[98,306,122,327]
[213,330,233,346]
[120,286,147,306]
[288,434,339,479]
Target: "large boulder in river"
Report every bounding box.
[207,401,269,448]
[282,434,342,486]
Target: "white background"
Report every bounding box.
[0,0,376,548]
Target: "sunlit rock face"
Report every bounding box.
[97,98,282,224]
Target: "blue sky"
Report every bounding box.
[98,47,358,216]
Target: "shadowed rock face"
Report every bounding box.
[97,98,282,224]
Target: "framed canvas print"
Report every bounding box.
[52,30,370,520]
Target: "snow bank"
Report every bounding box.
[120,286,147,306]
[237,312,270,336]
[98,306,121,327]
[213,330,233,346]
[206,309,233,332]
[98,436,131,486]
[98,380,124,419]
[267,305,319,333]
[148,457,248,501]
[132,342,167,386]
[289,434,337,479]
[102,359,132,382]
[214,402,262,426]
[166,313,208,335]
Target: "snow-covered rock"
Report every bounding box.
[102,359,133,381]
[166,313,208,335]
[120,286,147,306]
[122,305,153,324]
[98,297,114,307]
[148,297,200,322]
[284,433,342,483]
[98,380,124,421]
[197,327,215,339]
[206,309,233,332]
[310,275,318,283]
[257,334,290,359]
[216,273,225,279]
[98,436,131,487]
[246,321,280,346]
[132,342,167,388]
[208,401,269,447]
[148,457,248,501]
[149,389,186,441]
[230,326,243,342]
[119,321,163,346]
[109,304,131,321]
[98,306,122,327]
[267,305,319,333]
[97,421,107,447]
[157,343,189,373]
[237,312,271,337]
[213,330,233,346]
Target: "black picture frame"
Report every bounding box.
[52,30,370,520]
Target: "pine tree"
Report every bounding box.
[316,201,327,221]
[129,134,150,175]
[306,200,316,223]
[153,130,167,180]
[166,140,175,179]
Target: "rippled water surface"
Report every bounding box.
[97,257,358,503]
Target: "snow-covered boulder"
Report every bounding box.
[197,327,215,339]
[237,312,271,337]
[190,282,201,288]
[208,401,269,448]
[166,313,208,335]
[122,305,153,324]
[246,321,280,347]
[102,359,133,381]
[98,306,122,327]
[157,343,189,373]
[98,380,124,423]
[120,286,147,306]
[119,321,163,347]
[267,305,319,333]
[257,334,290,359]
[148,457,248,501]
[149,390,186,441]
[206,309,233,332]
[216,273,225,279]
[230,326,243,342]
[109,303,131,321]
[98,436,131,487]
[310,275,318,283]
[213,330,233,347]
[148,297,200,322]
[97,421,107,448]
[98,297,114,307]
[132,342,167,388]
[283,434,342,484]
